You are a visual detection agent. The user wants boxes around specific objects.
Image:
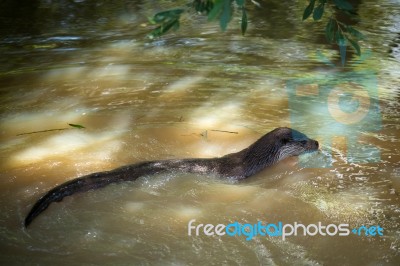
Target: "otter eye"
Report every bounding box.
[300,140,308,145]
[282,138,290,144]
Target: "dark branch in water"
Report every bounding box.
[210,130,238,134]
[17,128,69,136]
[16,124,85,136]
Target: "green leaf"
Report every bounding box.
[152,9,184,24]
[336,30,346,46]
[333,0,353,11]
[206,1,214,13]
[241,8,247,35]
[147,8,185,38]
[149,18,180,38]
[68,123,85,129]
[313,3,325,21]
[336,30,347,65]
[194,0,214,13]
[220,0,232,31]
[302,0,315,20]
[348,38,361,55]
[208,0,223,21]
[325,18,336,43]
[345,26,364,40]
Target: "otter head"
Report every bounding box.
[242,127,319,177]
[274,127,319,160]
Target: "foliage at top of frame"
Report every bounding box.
[148,0,364,58]
[302,0,364,57]
[148,0,247,38]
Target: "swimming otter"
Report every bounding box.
[24,127,318,227]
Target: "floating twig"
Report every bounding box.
[17,123,85,136]
[68,123,85,129]
[17,128,69,136]
[210,130,238,134]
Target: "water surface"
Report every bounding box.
[0,0,399,265]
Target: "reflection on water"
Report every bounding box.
[0,0,400,265]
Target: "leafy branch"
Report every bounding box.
[302,0,364,57]
[148,0,249,39]
[148,9,185,38]
[148,0,364,57]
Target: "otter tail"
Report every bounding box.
[24,161,169,228]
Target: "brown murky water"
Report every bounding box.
[0,0,399,265]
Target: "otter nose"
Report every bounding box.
[315,140,319,148]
